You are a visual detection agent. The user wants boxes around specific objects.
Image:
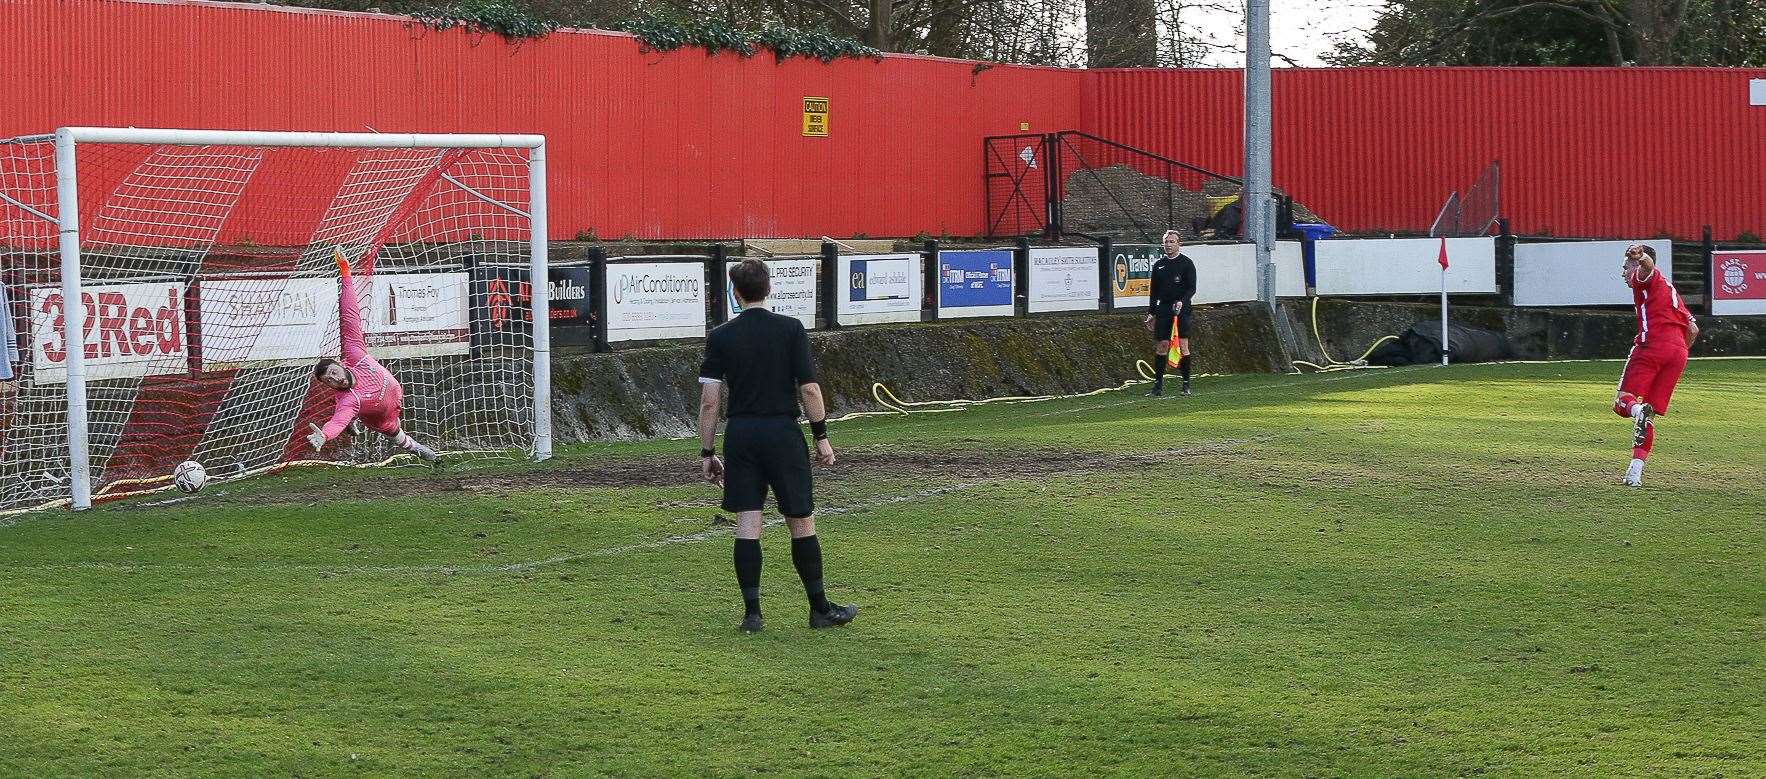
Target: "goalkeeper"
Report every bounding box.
[304,250,439,463]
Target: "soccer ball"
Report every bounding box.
[173,460,208,494]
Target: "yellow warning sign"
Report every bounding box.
[802,97,829,137]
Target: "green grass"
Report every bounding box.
[3,360,1763,777]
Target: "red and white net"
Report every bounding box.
[0,137,538,511]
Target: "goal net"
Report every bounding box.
[0,128,551,512]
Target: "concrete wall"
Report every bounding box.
[549,304,1284,441]
[1283,299,1766,366]
[547,298,1766,443]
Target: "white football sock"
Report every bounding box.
[392,431,439,462]
[1625,458,1645,486]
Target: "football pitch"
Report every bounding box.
[3,359,1762,777]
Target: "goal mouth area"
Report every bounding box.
[1,128,553,512]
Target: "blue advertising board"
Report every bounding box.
[937,249,1014,318]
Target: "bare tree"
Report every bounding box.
[1152,0,1243,65]
[1329,0,1766,66]
[1086,0,1158,66]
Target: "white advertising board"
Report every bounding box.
[728,258,818,329]
[1514,240,1673,307]
[200,278,338,365]
[1314,237,1497,296]
[1180,244,1258,305]
[30,281,189,384]
[837,254,922,325]
[1026,247,1100,313]
[360,272,471,358]
[606,261,707,341]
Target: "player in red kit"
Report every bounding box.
[1613,244,1699,487]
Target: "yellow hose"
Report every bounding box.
[1133,359,1224,382]
[1294,297,1398,373]
[838,377,1145,422]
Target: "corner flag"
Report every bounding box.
[1437,237,1449,366]
[1167,320,1183,370]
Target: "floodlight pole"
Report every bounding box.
[1245,0,1275,309]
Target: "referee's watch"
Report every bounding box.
[701,448,715,458]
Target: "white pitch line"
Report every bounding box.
[1024,364,1439,420]
[1,482,997,578]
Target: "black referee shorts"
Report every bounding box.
[1153,310,1193,341]
[721,416,814,518]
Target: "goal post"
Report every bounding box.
[2,127,552,512]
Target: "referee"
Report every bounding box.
[698,259,858,633]
[1145,229,1197,397]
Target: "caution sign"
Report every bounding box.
[802,97,829,137]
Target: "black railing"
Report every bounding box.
[983,133,1052,239]
[985,131,1291,243]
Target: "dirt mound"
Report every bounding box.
[1061,164,1324,242]
[214,438,1261,506]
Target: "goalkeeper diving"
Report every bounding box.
[304,249,439,463]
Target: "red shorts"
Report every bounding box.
[1618,345,1689,415]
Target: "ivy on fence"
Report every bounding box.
[408,1,559,39]
[616,15,882,62]
[404,4,879,62]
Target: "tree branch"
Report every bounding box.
[799,0,868,34]
[1386,0,1627,65]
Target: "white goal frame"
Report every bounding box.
[36,127,553,510]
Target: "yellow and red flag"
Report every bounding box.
[1166,319,1183,369]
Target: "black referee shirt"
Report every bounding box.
[698,307,817,418]
[1148,253,1197,316]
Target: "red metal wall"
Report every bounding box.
[7,0,1765,242]
[1082,67,1766,241]
[0,0,1082,241]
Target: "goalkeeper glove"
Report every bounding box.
[306,423,326,452]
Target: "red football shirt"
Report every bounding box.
[1628,267,1693,350]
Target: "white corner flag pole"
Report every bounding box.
[1440,266,1449,367]
[1435,235,1450,367]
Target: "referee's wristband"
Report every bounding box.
[809,420,829,441]
[701,448,715,458]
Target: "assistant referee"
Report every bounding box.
[1145,229,1197,397]
[698,259,858,633]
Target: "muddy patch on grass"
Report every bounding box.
[213,437,1265,506]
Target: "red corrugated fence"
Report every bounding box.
[4,0,1764,241]
[0,0,1082,240]
[1083,67,1766,240]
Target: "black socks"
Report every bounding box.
[1153,357,1168,391]
[738,534,834,617]
[734,538,762,617]
[1179,354,1192,383]
[791,534,831,614]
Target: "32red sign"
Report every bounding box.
[30,282,188,383]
